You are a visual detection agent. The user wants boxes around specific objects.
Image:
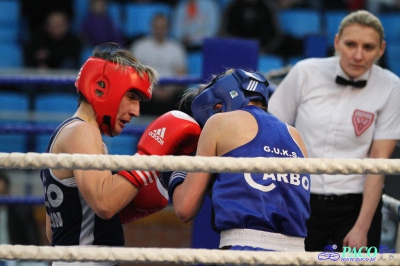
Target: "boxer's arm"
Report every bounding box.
[46,213,52,244]
[58,120,138,220]
[118,110,201,188]
[118,111,201,222]
[160,171,187,202]
[119,179,168,224]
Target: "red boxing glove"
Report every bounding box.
[118,110,201,188]
[118,166,159,188]
[137,110,201,156]
[119,179,168,224]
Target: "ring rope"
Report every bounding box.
[0,70,202,85]
[382,195,400,252]
[1,154,399,265]
[382,194,400,217]
[0,124,146,135]
[0,195,44,205]
[1,152,400,174]
[0,245,397,265]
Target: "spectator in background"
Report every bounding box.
[171,0,220,51]
[220,0,303,61]
[131,13,187,77]
[0,170,42,266]
[23,10,82,70]
[80,0,124,47]
[20,0,74,40]
[131,13,188,116]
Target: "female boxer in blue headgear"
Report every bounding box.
[162,68,311,251]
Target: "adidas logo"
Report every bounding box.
[148,127,165,145]
[246,80,258,91]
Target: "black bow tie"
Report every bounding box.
[335,76,367,88]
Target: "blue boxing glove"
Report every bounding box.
[160,171,187,201]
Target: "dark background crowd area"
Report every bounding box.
[6,0,400,71]
[0,0,396,117]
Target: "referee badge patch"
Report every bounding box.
[352,109,374,136]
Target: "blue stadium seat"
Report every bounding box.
[324,10,349,47]
[124,3,171,39]
[34,93,77,114]
[386,43,400,77]
[187,52,203,76]
[0,92,29,112]
[0,133,28,153]
[258,55,284,73]
[80,46,95,65]
[0,0,20,43]
[73,0,123,34]
[0,0,19,21]
[34,93,78,153]
[72,0,90,33]
[379,13,400,45]
[108,2,123,31]
[0,27,19,44]
[0,92,29,153]
[279,8,322,38]
[103,134,138,155]
[0,43,23,68]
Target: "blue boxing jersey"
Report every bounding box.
[212,106,310,238]
[40,117,124,246]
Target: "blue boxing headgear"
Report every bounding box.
[191,69,269,127]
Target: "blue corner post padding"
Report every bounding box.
[202,38,259,82]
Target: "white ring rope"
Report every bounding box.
[0,245,398,265]
[382,195,400,252]
[1,152,400,174]
[1,153,400,265]
[382,194,400,215]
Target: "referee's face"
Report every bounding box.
[334,23,386,79]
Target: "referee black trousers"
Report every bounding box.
[305,193,382,252]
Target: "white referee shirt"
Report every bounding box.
[269,56,400,195]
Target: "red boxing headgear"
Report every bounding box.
[75,57,152,136]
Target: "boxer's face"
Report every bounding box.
[334,23,385,79]
[113,90,141,135]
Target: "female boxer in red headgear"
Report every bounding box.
[40,43,201,261]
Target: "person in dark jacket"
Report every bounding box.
[23,10,82,69]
